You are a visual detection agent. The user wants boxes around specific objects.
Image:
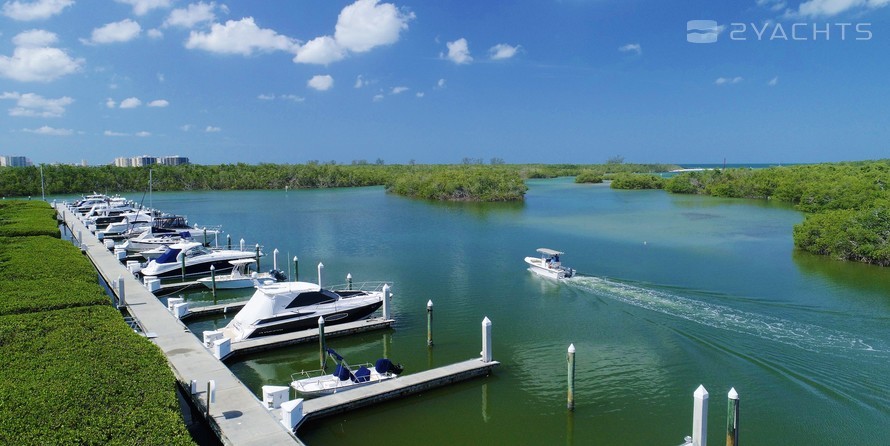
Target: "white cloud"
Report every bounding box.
[294,35,346,65]
[293,0,414,65]
[618,43,642,55]
[119,97,142,108]
[0,30,83,82]
[180,124,193,131]
[157,72,164,82]
[768,76,779,86]
[715,76,743,85]
[148,99,169,107]
[444,38,472,64]
[372,93,384,102]
[1,91,73,117]
[354,75,366,88]
[281,94,305,102]
[135,130,151,137]
[307,74,334,91]
[105,98,117,108]
[757,0,787,12]
[84,19,142,45]
[391,86,408,94]
[147,28,163,39]
[796,0,890,17]
[164,1,217,28]
[115,0,171,16]
[186,17,297,56]
[205,125,220,132]
[257,93,275,100]
[436,78,446,89]
[415,92,424,98]
[104,130,128,136]
[23,125,72,135]
[489,43,520,60]
[2,0,73,21]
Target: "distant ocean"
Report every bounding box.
[677,163,796,169]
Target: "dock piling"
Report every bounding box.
[206,380,216,418]
[210,265,217,303]
[178,251,185,280]
[116,275,126,308]
[347,273,352,290]
[567,343,575,411]
[293,256,299,281]
[255,244,260,271]
[227,234,231,250]
[317,262,324,286]
[382,284,391,320]
[273,248,279,271]
[240,238,245,251]
[318,316,327,370]
[726,388,739,446]
[482,317,492,362]
[693,385,709,446]
[427,300,434,347]
[203,228,207,246]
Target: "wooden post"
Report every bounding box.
[726,388,739,446]
[255,244,261,271]
[210,264,217,303]
[481,317,492,362]
[693,385,709,446]
[382,284,391,320]
[347,273,352,290]
[293,256,299,282]
[318,316,326,370]
[226,234,232,250]
[317,262,324,286]
[427,300,434,347]
[567,343,575,411]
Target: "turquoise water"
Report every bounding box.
[146,179,889,445]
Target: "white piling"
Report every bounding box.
[347,273,352,290]
[382,284,391,320]
[206,380,216,417]
[318,316,326,370]
[317,262,324,286]
[427,300,434,347]
[481,317,492,363]
[240,238,245,251]
[273,248,279,270]
[280,398,305,431]
[693,385,709,446]
[116,275,126,309]
[567,343,576,411]
[293,256,299,281]
[190,379,198,395]
[727,388,739,446]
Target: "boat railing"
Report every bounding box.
[328,281,393,293]
[290,362,376,385]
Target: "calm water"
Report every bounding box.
[144,179,889,445]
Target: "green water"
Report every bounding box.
[148,178,889,445]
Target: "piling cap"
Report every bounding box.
[317,316,324,324]
[482,316,491,326]
[318,262,324,268]
[728,387,739,400]
[427,300,433,308]
[694,384,709,399]
[568,343,575,353]
[347,273,352,279]
[210,265,215,271]
[293,256,298,261]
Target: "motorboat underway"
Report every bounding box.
[137,241,260,279]
[196,259,287,289]
[524,248,575,279]
[224,281,387,342]
[290,348,403,398]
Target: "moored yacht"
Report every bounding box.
[224,281,387,342]
[137,241,259,279]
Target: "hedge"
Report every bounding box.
[0,201,59,237]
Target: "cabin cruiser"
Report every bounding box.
[224,281,387,342]
[524,248,576,279]
[98,210,156,238]
[137,241,260,279]
[119,215,220,253]
[290,348,403,398]
[196,259,287,289]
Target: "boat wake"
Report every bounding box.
[565,275,886,355]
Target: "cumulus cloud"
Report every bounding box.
[135,130,151,137]
[391,86,408,94]
[119,97,142,108]
[1,91,73,117]
[0,30,84,82]
[415,92,424,98]
[796,0,889,17]
[307,74,334,91]
[147,28,163,39]
[2,0,73,20]
[180,124,193,131]
[186,17,297,56]
[757,0,788,12]
[372,93,384,102]
[104,130,128,136]
[489,43,520,60]
[23,125,72,135]
[354,75,367,88]
[83,19,142,45]
[293,0,414,65]
[164,1,217,28]
[715,76,743,85]
[105,98,117,108]
[205,125,220,132]
[257,93,275,100]
[115,0,171,16]
[618,43,642,55]
[444,38,472,64]
[148,99,169,107]
[436,78,446,89]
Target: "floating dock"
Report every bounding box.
[292,358,499,430]
[180,301,248,321]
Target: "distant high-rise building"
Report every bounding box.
[0,156,32,167]
[132,155,157,167]
[158,156,189,166]
[113,157,132,167]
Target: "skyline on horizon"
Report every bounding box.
[1,0,889,166]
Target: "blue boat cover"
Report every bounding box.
[354,366,371,383]
[154,247,181,264]
[333,364,351,381]
[375,359,393,374]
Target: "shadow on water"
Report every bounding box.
[792,249,890,307]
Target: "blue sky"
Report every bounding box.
[1,0,889,165]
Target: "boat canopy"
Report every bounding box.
[536,248,564,256]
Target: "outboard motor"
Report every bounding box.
[269,269,287,282]
[375,358,404,375]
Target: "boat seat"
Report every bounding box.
[333,364,352,381]
[353,366,371,383]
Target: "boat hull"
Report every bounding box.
[247,300,382,339]
[524,257,571,279]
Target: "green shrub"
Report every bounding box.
[0,201,59,237]
[609,173,665,190]
[574,171,604,184]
